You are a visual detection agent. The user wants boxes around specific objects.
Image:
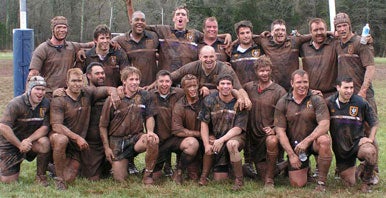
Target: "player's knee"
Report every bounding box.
[266,135,278,151]
[359,143,377,165]
[50,134,69,149]
[183,137,199,154]
[226,140,239,152]
[35,136,51,153]
[317,135,331,148]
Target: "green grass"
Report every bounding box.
[0,54,385,197]
[0,52,13,60]
[375,57,386,64]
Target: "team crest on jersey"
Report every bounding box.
[348,45,354,54]
[251,49,261,57]
[39,108,46,118]
[111,56,117,65]
[306,100,313,109]
[233,54,239,59]
[185,32,193,42]
[349,106,358,116]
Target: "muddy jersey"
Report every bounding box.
[172,96,203,135]
[147,25,202,72]
[171,60,242,90]
[254,35,310,91]
[274,91,329,145]
[150,88,184,142]
[230,43,263,85]
[336,34,375,98]
[99,90,155,137]
[29,40,87,93]
[198,92,248,138]
[0,94,50,143]
[113,31,159,86]
[326,93,378,160]
[300,36,338,97]
[50,86,108,139]
[82,47,129,87]
[244,82,286,138]
[198,37,229,62]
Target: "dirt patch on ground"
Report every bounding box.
[0,60,14,77]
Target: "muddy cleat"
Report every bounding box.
[198,176,208,186]
[232,177,243,191]
[35,175,49,187]
[242,163,257,179]
[313,168,319,178]
[163,163,173,177]
[54,177,67,190]
[128,161,139,175]
[360,183,372,193]
[172,169,183,184]
[314,181,326,192]
[47,163,57,178]
[369,171,379,185]
[264,179,275,190]
[142,170,154,186]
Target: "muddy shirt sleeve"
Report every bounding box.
[171,100,187,135]
[312,95,330,122]
[171,62,197,83]
[29,43,47,71]
[363,100,378,127]
[0,99,22,128]
[50,97,65,125]
[234,109,248,131]
[99,97,112,129]
[274,97,287,129]
[198,96,213,123]
[359,43,375,67]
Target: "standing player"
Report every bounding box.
[274,70,332,191]
[28,16,93,99]
[198,74,248,190]
[113,11,159,87]
[326,77,378,193]
[79,24,129,87]
[230,20,263,85]
[300,18,338,98]
[99,67,159,185]
[243,56,286,188]
[0,76,50,186]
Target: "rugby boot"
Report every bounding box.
[127,158,139,174]
[143,141,158,185]
[172,169,183,184]
[264,151,277,188]
[163,157,173,177]
[199,154,212,186]
[231,160,243,191]
[314,156,332,192]
[36,152,50,187]
[360,164,375,193]
[54,177,67,190]
[186,161,200,181]
[242,163,257,179]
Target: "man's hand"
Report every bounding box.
[294,139,311,155]
[204,143,213,155]
[200,86,210,97]
[263,127,275,136]
[110,89,121,109]
[223,34,232,48]
[310,89,323,97]
[288,154,302,169]
[76,136,89,150]
[105,147,115,163]
[358,89,367,99]
[359,137,373,147]
[212,139,224,154]
[19,138,32,153]
[110,40,121,50]
[52,88,66,97]
[77,50,86,62]
[146,132,158,145]
[260,31,271,38]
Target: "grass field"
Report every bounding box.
[0,55,384,197]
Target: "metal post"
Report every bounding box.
[328,0,336,32]
[13,0,34,96]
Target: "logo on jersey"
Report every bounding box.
[110,56,117,65]
[232,53,239,59]
[39,108,46,118]
[251,49,261,57]
[349,106,358,116]
[306,100,313,109]
[186,32,193,42]
[348,44,354,54]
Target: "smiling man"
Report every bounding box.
[198,74,248,190]
[274,69,332,192]
[326,76,378,193]
[79,24,129,87]
[0,76,50,186]
[113,11,159,87]
[300,18,338,98]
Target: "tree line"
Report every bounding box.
[1,0,386,56]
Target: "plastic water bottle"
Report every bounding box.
[360,23,370,44]
[294,141,308,162]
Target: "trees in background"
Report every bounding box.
[0,0,385,56]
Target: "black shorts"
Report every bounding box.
[154,136,185,172]
[109,133,142,161]
[0,142,37,176]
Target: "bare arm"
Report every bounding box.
[0,123,23,150]
[358,65,375,98]
[276,126,301,169]
[212,126,242,154]
[294,119,329,154]
[52,123,89,150]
